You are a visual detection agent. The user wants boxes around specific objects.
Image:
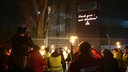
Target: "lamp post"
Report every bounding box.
[106,33,111,50]
[70,36,77,61]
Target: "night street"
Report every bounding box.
[0,0,128,72]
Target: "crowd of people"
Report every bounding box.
[0,26,128,72]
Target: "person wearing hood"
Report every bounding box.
[101,49,119,72]
[68,41,102,72]
[48,48,65,72]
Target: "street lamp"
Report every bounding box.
[106,33,111,50]
[70,36,78,61]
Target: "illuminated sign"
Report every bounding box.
[78,14,97,25]
[77,0,101,37]
[77,1,98,25]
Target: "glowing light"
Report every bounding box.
[78,14,97,25]
[67,49,71,54]
[78,14,97,22]
[64,46,68,51]
[41,45,45,49]
[38,11,40,14]
[51,45,55,53]
[85,21,90,25]
[5,49,12,56]
[51,45,54,49]
[116,42,121,49]
[70,36,78,44]
[39,45,46,56]
[116,42,120,45]
[39,50,45,56]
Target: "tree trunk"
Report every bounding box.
[37,0,48,38]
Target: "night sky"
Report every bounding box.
[0,0,128,39]
[100,0,128,38]
[101,0,128,19]
[0,0,21,39]
[0,0,20,26]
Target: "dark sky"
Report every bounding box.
[100,0,128,38]
[0,0,20,39]
[100,0,128,19]
[1,0,128,22]
[0,0,19,24]
[1,0,128,21]
[0,0,128,39]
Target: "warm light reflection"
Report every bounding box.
[70,36,78,44]
[116,42,121,49]
[41,45,45,49]
[39,49,45,56]
[64,46,68,51]
[39,45,46,56]
[51,45,54,53]
[63,50,68,59]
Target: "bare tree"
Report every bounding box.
[16,0,54,38]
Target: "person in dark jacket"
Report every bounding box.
[101,49,119,72]
[11,26,34,56]
[59,47,66,72]
[69,41,102,72]
[8,26,34,72]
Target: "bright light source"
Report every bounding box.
[64,46,68,51]
[39,50,45,56]
[78,14,97,25]
[117,45,121,49]
[63,50,68,59]
[85,21,90,25]
[116,42,121,49]
[78,14,97,22]
[67,49,71,53]
[40,45,46,56]
[51,45,54,53]
[70,36,78,44]
[51,45,54,49]
[38,11,40,14]
[41,45,45,49]
[116,42,120,45]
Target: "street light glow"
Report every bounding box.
[51,45,54,53]
[38,11,40,14]
[116,42,121,48]
[70,36,78,44]
[41,45,45,49]
[39,45,45,56]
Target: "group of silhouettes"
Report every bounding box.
[0,26,128,72]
